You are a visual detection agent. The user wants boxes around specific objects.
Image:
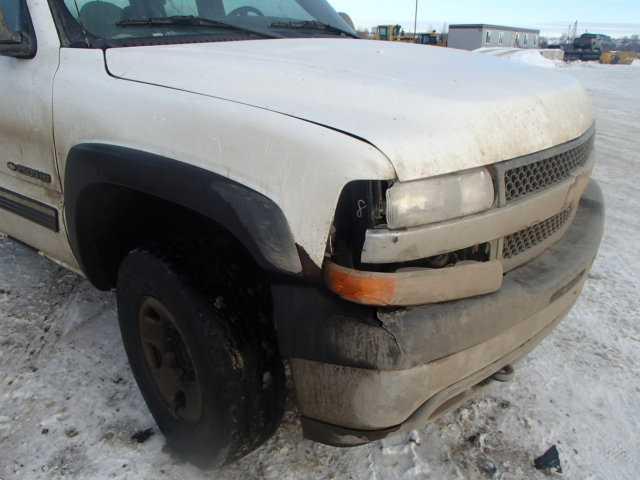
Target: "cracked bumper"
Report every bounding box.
[273,181,604,446]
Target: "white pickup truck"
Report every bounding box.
[0,0,604,467]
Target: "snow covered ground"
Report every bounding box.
[474,48,563,69]
[1,63,639,480]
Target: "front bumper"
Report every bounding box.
[274,181,604,446]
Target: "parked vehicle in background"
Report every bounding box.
[416,30,447,47]
[0,0,604,468]
[565,33,616,61]
[374,24,403,41]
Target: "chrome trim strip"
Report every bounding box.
[0,187,59,232]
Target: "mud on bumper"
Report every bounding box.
[273,181,604,447]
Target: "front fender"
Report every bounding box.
[64,144,302,288]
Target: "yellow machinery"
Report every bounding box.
[374,26,446,46]
[374,25,403,41]
[600,51,639,65]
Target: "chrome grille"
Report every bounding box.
[504,135,594,202]
[503,209,572,259]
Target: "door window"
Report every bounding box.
[0,0,27,31]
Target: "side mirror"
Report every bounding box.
[338,12,355,31]
[0,7,36,58]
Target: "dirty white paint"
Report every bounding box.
[0,0,76,267]
[0,62,639,480]
[0,0,61,192]
[53,50,395,269]
[2,2,595,270]
[56,39,595,268]
[106,39,593,181]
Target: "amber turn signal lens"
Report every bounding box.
[324,262,396,306]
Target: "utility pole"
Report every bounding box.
[414,0,419,38]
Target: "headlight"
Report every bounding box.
[386,168,495,229]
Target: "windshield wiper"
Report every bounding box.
[270,20,357,38]
[117,16,280,38]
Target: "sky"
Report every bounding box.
[328,0,640,38]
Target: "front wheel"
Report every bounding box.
[116,249,285,467]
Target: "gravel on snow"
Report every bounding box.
[1,63,639,480]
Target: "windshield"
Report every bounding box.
[55,0,357,45]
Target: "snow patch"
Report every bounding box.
[475,47,562,69]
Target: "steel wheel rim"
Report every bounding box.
[138,297,203,422]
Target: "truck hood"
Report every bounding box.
[106,39,593,181]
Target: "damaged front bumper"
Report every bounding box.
[273,181,604,447]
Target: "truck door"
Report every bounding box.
[0,0,77,267]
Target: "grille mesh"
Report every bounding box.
[503,209,572,259]
[504,136,594,202]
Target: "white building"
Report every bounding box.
[448,24,541,51]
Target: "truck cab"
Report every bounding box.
[0,0,604,466]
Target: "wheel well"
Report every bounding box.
[74,183,258,290]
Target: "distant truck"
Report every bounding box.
[416,31,447,47]
[565,33,615,61]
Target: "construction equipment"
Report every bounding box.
[565,33,615,61]
[416,31,447,47]
[373,25,416,43]
[600,51,639,65]
[374,25,402,41]
[374,26,446,46]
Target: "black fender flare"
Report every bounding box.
[64,144,302,288]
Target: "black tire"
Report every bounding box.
[116,248,285,467]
